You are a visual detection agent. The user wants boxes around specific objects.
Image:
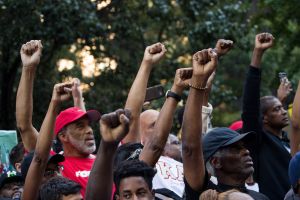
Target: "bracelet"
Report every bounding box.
[165,90,181,102]
[189,83,207,90]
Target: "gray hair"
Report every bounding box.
[205,149,225,176]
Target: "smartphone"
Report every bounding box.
[144,85,165,102]
[278,72,287,83]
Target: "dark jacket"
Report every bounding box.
[242,66,291,200]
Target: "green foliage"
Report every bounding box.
[1,0,298,134]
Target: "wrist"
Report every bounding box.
[253,48,265,55]
[170,85,184,95]
[166,90,182,102]
[141,60,154,68]
[190,76,208,88]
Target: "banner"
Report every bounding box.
[0,130,18,174]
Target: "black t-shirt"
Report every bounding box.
[184,176,269,200]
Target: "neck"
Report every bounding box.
[217,173,246,186]
[263,125,283,138]
[62,144,90,158]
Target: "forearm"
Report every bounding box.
[16,67,38,151]
[86,141,118,200]
[140,85,182,166]
[182,87,205,191]
[250,48,264,68]
[290,81,300,156]
[241,66,262,132]
[123,61,153,143]
[73,96,86,111]
[22,101,58,200]
[35,100,59,161]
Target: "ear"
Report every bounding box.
[262,114,269,124]
[58,132,68,143]
[211,157,222,169]
[15,163,22,173]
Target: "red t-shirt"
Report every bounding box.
[61,155,95,198]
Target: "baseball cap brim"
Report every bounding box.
[86,110,101,122]
[222,131,255,148]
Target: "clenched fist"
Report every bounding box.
[20,40,43,68]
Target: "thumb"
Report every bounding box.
[208,48,218,66]
[115,114,130,137]
[37,40,43,55]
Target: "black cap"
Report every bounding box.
[21,151,65,179]
[0,171,24,189]
[203,127,254,162]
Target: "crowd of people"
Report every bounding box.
[0,32,300,200]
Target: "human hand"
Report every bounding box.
[191,49,218,88]
[72,78,83,100]
[20,40,43,68]
[277,78,292,103]
[214,39,233,57]
[255,33,274,51]
[100,109,131,143]
[142,43,167,65]
[52,82,73,103]
[173,68,193,93]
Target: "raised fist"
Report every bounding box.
[20,40,43,68]
[277,78,292,103]
[52,82,73,103]
[174,68,193,89]
[100,109,131,143]
[214,39,233,57]
[255,33,274,51]
[192,49,218,87]
[143,43,167,65]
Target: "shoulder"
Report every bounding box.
[247,189,270,200]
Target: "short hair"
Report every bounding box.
[114,143,143,169]
[9,142,25,168]
[260,96,277,115]
[39,176,81,200]
[113,159,156,194]
[206,149,225,176]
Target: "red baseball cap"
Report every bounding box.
[229,120,243,131]
[54,107,101,135]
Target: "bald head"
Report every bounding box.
[139,109,159,145]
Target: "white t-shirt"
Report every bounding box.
[153,156,184,198]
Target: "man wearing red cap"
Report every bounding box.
[16,40,100,198]
[53,106,100,197]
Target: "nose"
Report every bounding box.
[241,147,250,156]
[85,125,93,135]
[282,108,287,115]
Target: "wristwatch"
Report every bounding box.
[165,90,181,102]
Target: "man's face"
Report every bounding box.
[65,116,95,155]
[0,181,23,198]
[117,176,153,200]
[62,192,83,200]
[263,98,289,129]
[218,141,254,180]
